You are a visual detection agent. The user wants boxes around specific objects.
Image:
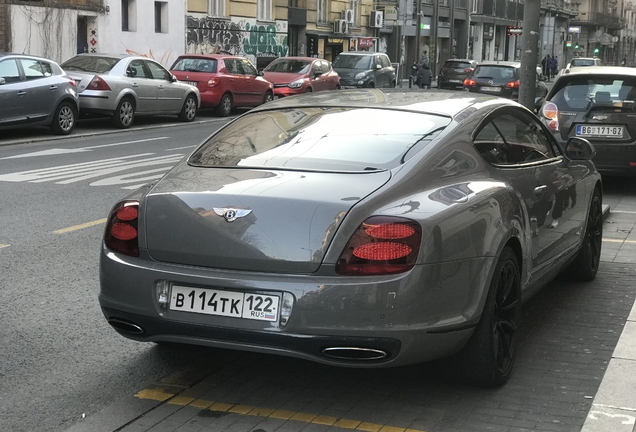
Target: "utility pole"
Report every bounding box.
[416,0,422,67]
[431,0,439,77]
[518,0,542,110]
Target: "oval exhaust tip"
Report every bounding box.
[322,347,388,361]
[108,318,145,335]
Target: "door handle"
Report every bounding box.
[158,85,164,89]
[534,185,548,195]
[49,85,58,90]
[132,83,138,88]
[17,90,26,96]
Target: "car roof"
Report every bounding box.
[269,56,320,62]
[560,65,636,77]
[570,57,600,61]
[174,54,246,60]
[249,88,522,118]
[0,52,57,62]
[476,61,520,67]
[445,59,476,63]
[337,52,384,56]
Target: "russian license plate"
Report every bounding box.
[449,79,462,83]
[183,81,197,86]
[576,125,624,138]
[480,86,501,92]
[170,286,279,321]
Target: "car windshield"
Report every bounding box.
[473,66,516,79]
[549,76,636,112]
[264,60,311,74]
[189,108,451,172]
[171,58,218,73]
[332,55,372,70]
[61,56,119,73]
[570,59,596,67]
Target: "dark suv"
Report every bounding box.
[464,61,548,101]
[539,66,636,176]
[438,59,478,89]
[332,52,396,88]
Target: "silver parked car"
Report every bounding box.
[0,53,79,135]
[61,53,200,128]
[99,89,602,387]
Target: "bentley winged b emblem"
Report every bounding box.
[213,207,252,222]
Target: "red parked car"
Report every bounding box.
[261,57,340,97]
[169,54,274,117]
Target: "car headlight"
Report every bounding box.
[288,79,304,89]
[354,71,369,80]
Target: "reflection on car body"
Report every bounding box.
[99,89,602,388]
[0,53,79,135]
[61,53,200,129]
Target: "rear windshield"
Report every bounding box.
[61,56,119,73]
[445,61,471,69]
[570,58,597,67]
[548,76,636,111]
[170,58,218,73]
[189,108,451,172]
[332,55,372,70]
[473,66,517,79]
[264,60,311,74]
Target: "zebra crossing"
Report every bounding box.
[0,153,185,190]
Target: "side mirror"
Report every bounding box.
[565,137,596,161]
[171,74,178,82]
[314,71,323,78]
[376,64,382,70]
[0,77,5,85]
[534,97,544,114]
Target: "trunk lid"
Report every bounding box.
[144,165,392,273]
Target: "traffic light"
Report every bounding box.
[574,43,579,49]
[566,41,572,48]
[594,47,599,54]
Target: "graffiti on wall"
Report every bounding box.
[186,15,288,63]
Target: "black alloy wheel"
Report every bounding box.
[455,246,521,387]
[564,188,603,281]
[263,91,274,104]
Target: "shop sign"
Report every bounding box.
[328,38,344,44]
[358,38,373,48]
[384,7,398,21]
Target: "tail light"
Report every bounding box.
[542,102,559,131]
[464,78,476,86]
[441,67,447,72]
[463,68,474,73]
[505,80,520,88]
[104,201,139,257]
[336,216,422,276]
[207,77,220,88]
[87,76,111,91]
[68,79,77,87]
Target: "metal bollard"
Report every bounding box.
[408,76,413,88]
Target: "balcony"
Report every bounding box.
[543,0,579,17]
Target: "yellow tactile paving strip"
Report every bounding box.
[135,386,425,432]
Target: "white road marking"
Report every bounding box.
[0,153,183,187]
[0,137,170,159]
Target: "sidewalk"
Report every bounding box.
[581,195,636,432]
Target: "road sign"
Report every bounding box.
[568,26,581,34]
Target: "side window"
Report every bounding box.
[311,61,323,75]
[239,59,257,76]
[127,60,150,78]
[19,59,46,80]
[224,59,239,75]
[474,112,555,165]
[0,59,21,83]
[145,61,170,80]
[380,55,390,68]
[321,60,331,72]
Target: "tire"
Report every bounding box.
[454,246,521,387]
[390,80,396,88]
[335,84,341,90]
[178,94,197,122]
[563,187,603,281]
[111,97,135,129]
[49,101,77,135]
[215,93,232,117]
[305,87,313,93]
[263,91,274,104]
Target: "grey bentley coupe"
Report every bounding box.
[99,89,602,387]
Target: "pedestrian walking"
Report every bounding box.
[621,57,627,66]
[550,56,558,79]
[420,50,429,68]
[541,54,551,80]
